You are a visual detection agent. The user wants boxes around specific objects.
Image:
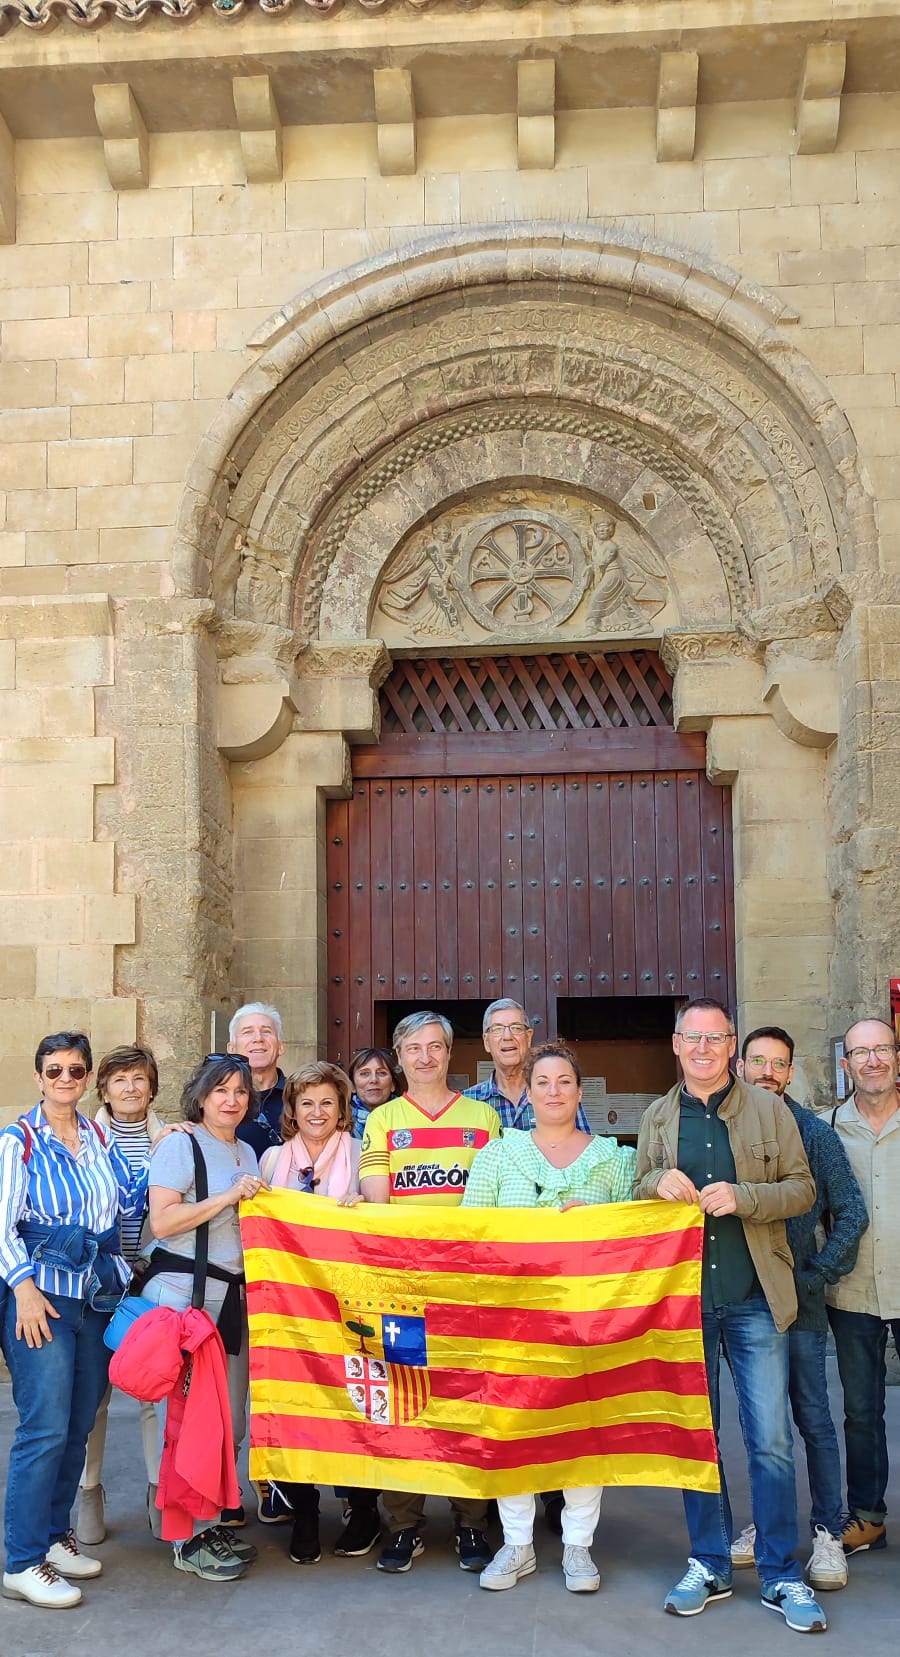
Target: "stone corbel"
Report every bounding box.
[374,68,416,177]
[518,60,555,171]
[93,84,149,191]
[763,653,839,748]
[662,628,765,731]
[211,614,305,761]
[795,41,846,154]
[233,75,283,184]
[293,641,392,744]
[656,51,699,163]
[0,109,15,243]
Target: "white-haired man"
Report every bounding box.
[464,998,591,1134]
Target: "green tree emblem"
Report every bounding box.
[346,1318,376,1355]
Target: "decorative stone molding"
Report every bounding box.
[795,41,846,155]
[518,60,555,171]
[656,51,698,164]
[374,67,415,178]
[233,74,283,184]
[661,629,755,670]
[0,107,14,242]
[93,83,149,190]
[172,225,875,660]
[299,642,391,687]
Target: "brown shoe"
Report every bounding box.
[841,1515,886,1554]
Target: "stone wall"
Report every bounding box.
[1,77,899,1115]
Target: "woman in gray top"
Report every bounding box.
[143,1054,267,1582]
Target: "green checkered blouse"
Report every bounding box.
[461,1129,636,1210]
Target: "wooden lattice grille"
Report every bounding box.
[380,651,674,736]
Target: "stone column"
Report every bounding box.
[666,629,837,1104]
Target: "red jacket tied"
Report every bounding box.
[110,1305,240,1541]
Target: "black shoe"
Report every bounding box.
[289,1515,321,1564]
[219,1504,246,1528]
[456,1527,493,1571]
[376,1528,424,1573]
[334,1506,382,1557]
[543,1494,564,1537]
[209,1526,258,1563]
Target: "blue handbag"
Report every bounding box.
[103,1293,157,1352]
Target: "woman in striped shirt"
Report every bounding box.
[0,1030,148,1611]
[76,1044,166,1549]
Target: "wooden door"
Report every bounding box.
[326,652,735,1064]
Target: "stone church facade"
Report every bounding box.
[0,2,898,1113]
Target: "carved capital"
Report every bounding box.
[299,641,392,688]
[660,628,751,670]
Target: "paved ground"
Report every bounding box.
[0,1358,897,1657]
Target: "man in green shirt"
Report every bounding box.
[635,997,823,1634]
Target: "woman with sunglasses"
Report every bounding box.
[0,1031,149,1610]
[258,1062,381,1565]
[142,1053,267,1583]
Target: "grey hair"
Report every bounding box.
[674,997,735,1034]
[393,1009,453,1053]
[482,998,531,1034]
[228,1001,284,1043]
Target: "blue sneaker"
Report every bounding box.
[665,1557,733,1616]
[761,1580,827,1633]
[253,1480,292,1526]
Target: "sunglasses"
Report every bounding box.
[203,1053,252,1075]
[43,1063,88,1081]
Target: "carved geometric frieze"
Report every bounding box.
[93,83,149,190]
[518,60,555,171]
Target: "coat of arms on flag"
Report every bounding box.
[339,1271,430,1424]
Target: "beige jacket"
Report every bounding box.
[634,1076,816,1332]
[826,1099,900,1319]
[93,1102,167,1144]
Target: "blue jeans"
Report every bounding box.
[2,1291,111,1572]
[788,1328,843,1537]
[827,1306,900,1522]
[683,1296,801,1589]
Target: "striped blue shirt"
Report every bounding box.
[463,1073,592,1135]
[0,1104,148,1297]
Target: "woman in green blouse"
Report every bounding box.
[461,1041,635,1597]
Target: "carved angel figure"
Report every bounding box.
[377,528,461,638]
[584,512,668,629]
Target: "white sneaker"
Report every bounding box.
[2,1561,83,1609]
[46,1530,103,1579]
[479,1542,537,1591]
[731,1522,757,1568]
[806,1526,848,1592]
[562,1544,600,1593]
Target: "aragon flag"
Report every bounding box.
[241,1193,719,1499]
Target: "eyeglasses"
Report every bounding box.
[486,1023,529,1038]
[745,1055,791,1072]
[846,1044,897,1063]
[43,1063,88,1081]
[675,1031,733,1047]
[203,1053,252,1075]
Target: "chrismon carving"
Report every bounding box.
[371,488,672,647]
[297,402,748,637]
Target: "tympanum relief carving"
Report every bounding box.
[372,489,673,647]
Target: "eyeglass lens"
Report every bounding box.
[43,1064,88,1080]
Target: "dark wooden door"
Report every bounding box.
[326,652,735,1064]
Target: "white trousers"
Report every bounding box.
[498,1488,603,1547]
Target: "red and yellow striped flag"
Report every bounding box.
[242,1193,719,1498]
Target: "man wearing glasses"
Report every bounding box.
[634,998,825,1634]
[463,998,591,1134]
[729,1027,867,1592]
[826,1017,900,1559]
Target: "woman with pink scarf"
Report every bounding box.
[259,1062,379,1565]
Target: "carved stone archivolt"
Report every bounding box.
[172,225,875,657]
[372,487,672,646]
